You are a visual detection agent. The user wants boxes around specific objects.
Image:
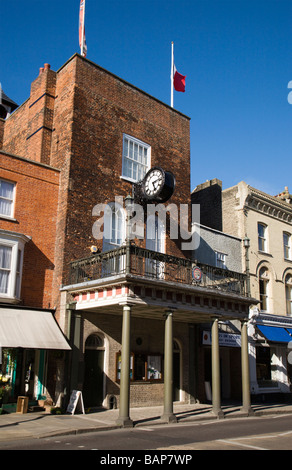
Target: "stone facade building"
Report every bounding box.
[222,181,292,401]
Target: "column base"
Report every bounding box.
[240,406,254,416]
[161,412,177,424]
[212,408,224,419]
[116,416,134,428]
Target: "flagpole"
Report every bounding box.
[81,0,85,56]
[171,42,174,108]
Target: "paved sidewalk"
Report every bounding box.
[0,402,292,442]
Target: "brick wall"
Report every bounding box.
[191,179,223,231]
[0,151,60,308]
[1,55,192,312]
[0,118,4,148]
[3,64,57,165]
[48,55,191,296]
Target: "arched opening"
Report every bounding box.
[259,267,270,312]
[83,334,105,408]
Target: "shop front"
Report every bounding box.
[0,306,71,411]
[248,311,292,401]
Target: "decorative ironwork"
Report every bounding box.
[69,245,247,296]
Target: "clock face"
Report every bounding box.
[144,168,164,197]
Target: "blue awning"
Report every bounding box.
[256,325,292,343]
[285,328,292,338]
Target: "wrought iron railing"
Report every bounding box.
[69,244,247,296]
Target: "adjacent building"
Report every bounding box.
[222,181,292,401]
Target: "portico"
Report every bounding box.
[61,245,256,425]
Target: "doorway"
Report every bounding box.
[173,340,181,401]
[83,335,105,408]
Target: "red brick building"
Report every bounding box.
[0,54,254,421]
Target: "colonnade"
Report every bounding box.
[116,305,253,427]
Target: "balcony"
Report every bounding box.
[69,244,247,297]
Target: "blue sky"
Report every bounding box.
[1,0,292,195]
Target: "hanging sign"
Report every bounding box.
[66,390,85,414]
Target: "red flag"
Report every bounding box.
[173,65,186,92]
[79,0,87,57]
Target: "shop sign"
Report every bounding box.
[66,390,85,414]
[192,266,202,281]
[202,330,241,347]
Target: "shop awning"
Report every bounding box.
[285,328,292,339]
[0,308,71,350]
[256,325,292,343]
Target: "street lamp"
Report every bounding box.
[243,236,250,296]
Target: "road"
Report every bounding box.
[1,413,292,451]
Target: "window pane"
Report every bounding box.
[258,224,266,251]
[0,246,12,294]
[0,246,12,269]
[0,181,15,217]
[122,135,150,181]
[284,233,291,259]
[0,181,14,199]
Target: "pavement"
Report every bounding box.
[1,401,292,442]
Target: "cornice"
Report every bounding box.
[245,186,292,224]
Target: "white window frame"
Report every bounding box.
[259,267,269,312]
[285,274,292,316]
[0,230,30,302]
[146,214,165,279]
[258,223,268,253]
[121,134,151,183]
[102,202,126,252]
[283,232,291,260]
[215,251,226,269]
[0,179,16,219]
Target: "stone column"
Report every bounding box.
[241,321,254,415]
[211,318,224,418]
[161,310,177,423]
[116,304,133,427]
[70,311,81,392]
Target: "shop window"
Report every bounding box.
[116,352,162,381]
[256,346,278,388]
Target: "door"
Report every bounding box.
[83,335,105,408]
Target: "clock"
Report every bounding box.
[142,167,175,203]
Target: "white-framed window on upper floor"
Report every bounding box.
[259,266,269,312]
[122,134,151,183]
[102,202,126,252]
[0,230,30,302]
[0,179,16,219]
[283,232,291,261]
[285,274,292,316]
[258,222,268,253]
[215,251,226,269]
